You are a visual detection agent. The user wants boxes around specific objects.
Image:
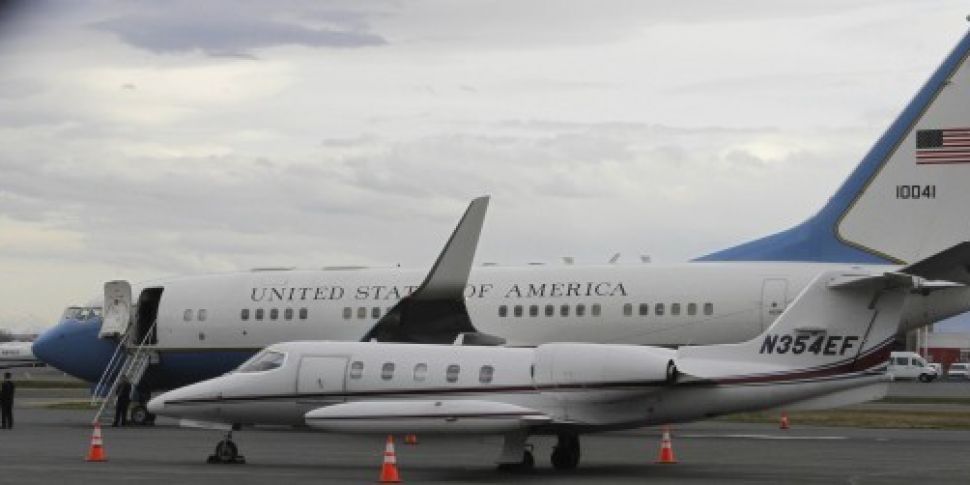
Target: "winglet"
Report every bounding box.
[412,196,489,301]
[362,196,502,344]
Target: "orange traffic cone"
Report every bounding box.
[656,426,677,464]
[379,435,401,483]
[86,422,107,462]
[779,412,790,430]
[404,434,418,445]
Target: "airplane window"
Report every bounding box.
[299,308,308,319]
[704,303,714,315]
[671,303,681,316]
[498,305,508,317]
[446,364,461,383]
[381,362,395,380]
[284,308,294,320]
[413,363,427,381]
[183,309,193,322]
[545,305,554,317]
[655,303,665,316]
[371,307,381,319]
[687,303,697,316]
[241,309,250,321]
[238,350,285,373]
[62,307,83,321]
[560,304,570,317]
[623,303,632,316]
[576,304,586,317]
[592,304,601,316]
[513,305,523,318]
[198,309,207,321]
[343,307,352,319]
[357,307,367,319]
[479,365,494,384]
[350,361,364,379]
[270,308,279,320]
[255,308,264,320]
[639,303,649,316]
[529,305,538,317]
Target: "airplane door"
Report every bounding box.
[296,356,349,402]
[761,279,788,330]
[101,281,133,338]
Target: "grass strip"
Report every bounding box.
[720,409,970,429]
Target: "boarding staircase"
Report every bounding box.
[90,321,158,424]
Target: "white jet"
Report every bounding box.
[149,243,970,469]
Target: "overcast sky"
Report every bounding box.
[1,1,968,332]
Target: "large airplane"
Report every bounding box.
[147,250,968,469]
[33,27,970,422]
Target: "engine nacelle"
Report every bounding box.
[532,343,676,401]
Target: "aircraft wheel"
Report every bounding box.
[208,438,245,464]
[551,434,580,470]
[129,404,154,426]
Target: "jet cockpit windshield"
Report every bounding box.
[61,306,103,322]
[237,350,286,373]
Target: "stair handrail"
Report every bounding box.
[89,332,131,405]
[92,320,157,424]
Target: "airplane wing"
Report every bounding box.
[304,400,551,434]
[361,196,505,345]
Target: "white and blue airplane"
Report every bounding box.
[147,256,966,469]
[33,27,970,418]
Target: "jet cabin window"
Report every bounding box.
[623,303,632,316]
[704,303,714,315]
[349,361,364,379]
[299,308,308,320]
[284,308,294,320]
[381,362,395,380]
[413,363,428,381]
[238,350,285,373]
[446,364,461,383]
[183,309,193,322]
[479,365,494,384]
[687,303,697,316]
[241,309,250,321]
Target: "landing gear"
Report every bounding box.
[551,433,580,470]
[496,431,534,472]
[207,430,246,464]
[129,404,156,426]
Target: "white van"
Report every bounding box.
[888,352,938,382]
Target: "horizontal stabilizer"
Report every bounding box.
[899,241,970,284]
[305,400,549,434]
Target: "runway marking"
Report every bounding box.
[681,433,848,440]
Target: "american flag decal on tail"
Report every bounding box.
[915,128,970,164]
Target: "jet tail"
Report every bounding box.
[700,29,970,265]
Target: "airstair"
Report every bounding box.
[91,320,158,424]
[91,280,161,424]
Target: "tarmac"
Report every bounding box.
[4,372,970,484]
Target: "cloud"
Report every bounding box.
[91,8,386,57]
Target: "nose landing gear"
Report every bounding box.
[207,429,246,464]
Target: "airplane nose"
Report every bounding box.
[32,317,117,383]
[147,394,166,414]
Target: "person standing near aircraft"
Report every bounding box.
[1,372,15,429]
[113,377,131,427]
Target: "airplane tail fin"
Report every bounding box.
[676,269,907,380]
[700,29,970,265]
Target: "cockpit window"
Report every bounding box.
[237,350,286,373]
